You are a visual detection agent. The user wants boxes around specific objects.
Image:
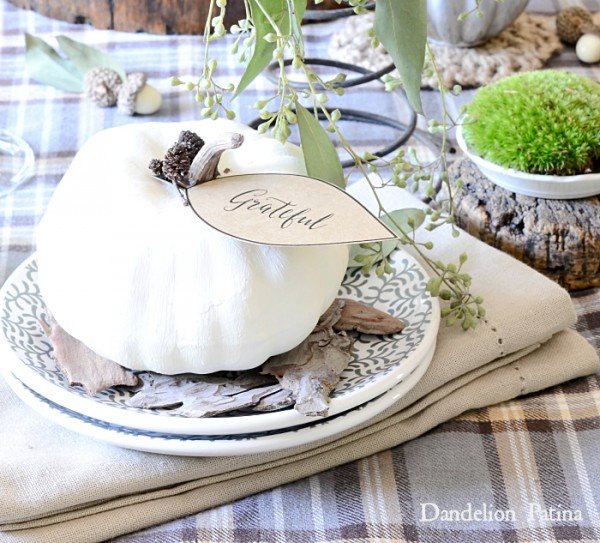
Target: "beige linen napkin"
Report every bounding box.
[0,184,598,543]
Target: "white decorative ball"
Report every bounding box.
[576,33,600,64]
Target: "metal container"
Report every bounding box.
[427,0,530,47]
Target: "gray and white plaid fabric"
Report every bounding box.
[1,0,600,541]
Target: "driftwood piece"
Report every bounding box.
[318,298,406,335]
[175,384,282,417]
[251,388,295,412]
[42,298,403,417]
[450,157,600,291]
[262,330,355,417]
[128,374,230,409]
[40,315,138,396]
[128,372,282,417]
[335,298,406,334]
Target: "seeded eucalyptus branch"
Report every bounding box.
[171,0,485,330]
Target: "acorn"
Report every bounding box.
[83,67,161,115]
[117,72,162,116]
[556,7,594,45]
[83,67,122,107]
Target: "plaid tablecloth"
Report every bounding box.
[1,0,600,541]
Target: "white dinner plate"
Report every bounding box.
[1,351,432,456]
[0,251,438,435]
[456,125,600,200]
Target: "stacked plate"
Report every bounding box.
[0,251,439,457]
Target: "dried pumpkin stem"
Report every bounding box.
[186,132,244,187]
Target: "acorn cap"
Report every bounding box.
[556,6,594,44]
[83,67,123,107]
[117,72,147,116]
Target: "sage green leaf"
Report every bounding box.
[233,41,273,98]
[373,0,426,113]
[383,207,426,238]
[234,0,286,98]
[234,0,306,97]
[57,35,126,81]
[296,102,345,189]
[25,33,83,93]
[287,0,307,57]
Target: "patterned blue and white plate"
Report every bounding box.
[0,251,439,435]
[2,352,432,456]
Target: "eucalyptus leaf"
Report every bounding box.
[25,33,83,93]
[234,0,288,98]
[382,208,426,238]
[234,0,307,97]
[373,0,426,113]
[287,0,307,57]
[233,41,273,98]
[57,35,126,81]
[296,102,345,189]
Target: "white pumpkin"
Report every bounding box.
[36,119,349,374]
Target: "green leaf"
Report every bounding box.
[57,35,126,81]
[286,0,307,57]
[296,102,345,189]
[373,0,426,113]
[382,208,426,239]
[234,0,287,98]
[234,0,306,97]
[25,33,83,93]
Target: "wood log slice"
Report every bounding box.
[449,157,600,291]
[7,0,346,34]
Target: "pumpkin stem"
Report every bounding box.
[186,132,244,187]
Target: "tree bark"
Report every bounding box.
[7,0,345,34]
[449,157,600,291]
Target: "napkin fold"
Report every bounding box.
[0,183,598,543]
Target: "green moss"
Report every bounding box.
[462,70,600,176]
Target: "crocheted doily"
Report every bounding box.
[328,13,563,88]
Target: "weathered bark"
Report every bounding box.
[7,0,344,34]
[449,157,600,291]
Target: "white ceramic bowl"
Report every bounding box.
[456,125,600,200]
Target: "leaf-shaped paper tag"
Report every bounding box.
[57,35,126,81]
[186,173,396,246]
[25,33,83,93]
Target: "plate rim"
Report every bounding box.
[1,350,433,457]
[0,251,439,435]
